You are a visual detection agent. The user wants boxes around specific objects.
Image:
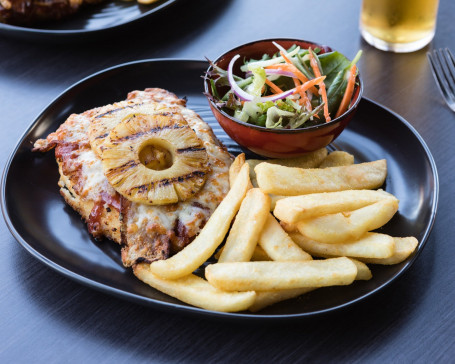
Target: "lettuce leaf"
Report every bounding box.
[265,106,295,128]
[246,67,266,97]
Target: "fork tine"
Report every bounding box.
[427,49,455,111]
[436,49,455,98]
[442,48,455,94]
[433,50,454,100]
[427,51,448,101]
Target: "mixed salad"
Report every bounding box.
[206,42,361,129]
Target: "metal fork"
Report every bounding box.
[427,48,455,112]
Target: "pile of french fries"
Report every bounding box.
[134,148,418,313]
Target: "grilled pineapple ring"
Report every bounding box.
[101,112,209,205]
[89,102,181,158]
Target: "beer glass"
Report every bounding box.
[360,0,440,53]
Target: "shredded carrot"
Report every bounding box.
[293,76,326,94]
[265,78,284,94]
[266,63,319,96]
[293,78,304,104]
[279,50,294,66]
[293,78,312,110]
[335,64,357,118]
[308,48,331,122]
[266,64,289,70]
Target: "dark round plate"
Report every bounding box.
[1,59,438,321]
[0,0,179,42]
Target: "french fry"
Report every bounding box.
[358,237,418,265]
[205,257,357,291]
[269,194,285,210]
[280,221,299,233]
[267,152,355,209]
[319,151,354,168]
[229,153,246,187]
[149,163,250,279]
[246,148,328,170]
[249,287,316,312]
[246,160,260,187]
[255,159,387,196]
[230,153,254,189]
[296,198,399,244]
[248,259,371,312]
[274,189,397,223]
[258,214,312,261]
[134,264,256,312]
[215,245,271,261]
[349,258,372,280]
[251,246,271,261]
[290,232,395,259]
[218,188,270,262]
[246,148,328,188]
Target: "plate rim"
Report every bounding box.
[1,58,439,321]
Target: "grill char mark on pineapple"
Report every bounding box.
[105,160,139,183]
[130,170,207,191]
[95,132,108,140]
[157,170,207,187]
[111,124,187,144]
[95,103,143,119]
[176,147,207,154]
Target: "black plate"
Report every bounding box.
[1,59,439,321]
[0,0,179,42]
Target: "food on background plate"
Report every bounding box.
[0,0,160,26]
[0,0,106,25]
[205,42,362,129]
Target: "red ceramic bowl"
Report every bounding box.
[204,38,363,158]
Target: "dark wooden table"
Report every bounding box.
[1,0,454,362]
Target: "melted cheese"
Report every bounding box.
[78,149,115,200]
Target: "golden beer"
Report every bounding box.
[360,0,439,52]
